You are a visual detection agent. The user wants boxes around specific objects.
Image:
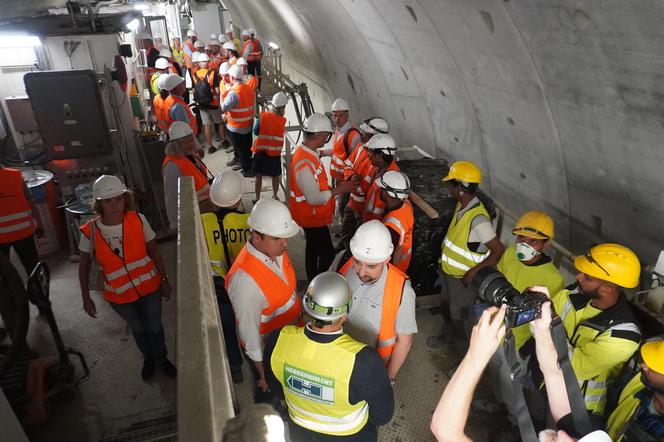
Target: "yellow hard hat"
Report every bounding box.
[641,340,664,375]
[442,161,482,184]
[574,243,641,288]
[512,211,554,240]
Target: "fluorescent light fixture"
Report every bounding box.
[133,3,148,11]
[268,41,280,50]
[0,35,41,49]
[126,18,140,31]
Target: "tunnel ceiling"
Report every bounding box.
[228,0,664,262]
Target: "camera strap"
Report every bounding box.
[550,317,594,435]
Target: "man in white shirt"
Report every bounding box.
[225,199,301,401]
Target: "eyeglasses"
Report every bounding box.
[585,249,610,277]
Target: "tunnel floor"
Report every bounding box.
[16,147,507,441]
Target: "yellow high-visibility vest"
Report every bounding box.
[201,212,250,277]
[440,201,490,278]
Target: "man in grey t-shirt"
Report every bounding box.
[338,220,418,383]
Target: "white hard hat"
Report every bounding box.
[303,272,352,322]
[208,39,220,47]
[198,53,210,63]
[222,41,236,51]
[158,47,172,58]
[220,62,230,75]
[331,98,349,112]
[159,74,184,91]
[209,33,218,40]
[157,74,169,91]
[186,30,197,37]
[219,34,229,43]
[236,57,247,66]
[248,199,299,238]
[359,117,389,135]
[191,52,201,63]
[210,169,244,207]
[577,431,612,442]
[350,220,394,264]
[249,29,256,36]
[241,29,250,37]
[272,92,289,108]
[303,113,333,133]
[155,58,170,70]
[194,40,205,48]
[168,121,193,141]
[228,65,244,80]
[364,133,397,155]
[378,170,410,200]
[93,175,128,200]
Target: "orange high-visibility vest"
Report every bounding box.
[161,155,210,200]
[363,161,400,222]
[289,146,334,228]
[80,211,161,304]
[227,83,255,130]
[193,69,219,107]
[208,54,223,72]
[153,94,169,131]
[248,38,262,61]
[383,201,414,273]
[246,75,258,91]
[163,94,198,135]
[330,127,360,181]
[343,143,373,214]
[0,167,36,244]
[339,258,407,364]
[252,111,286,157]
[225,246,300,338]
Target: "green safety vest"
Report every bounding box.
[201,212,250,277]
[271,326,369,436]
[440,201,491,278]
[607,373,646,441]
[552,286,641,415]
[497,245,565,348]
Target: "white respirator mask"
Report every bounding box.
[515,242,541,262]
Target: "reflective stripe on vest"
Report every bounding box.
[440,202,490,278]
[227,83,255,129]
[201,212,250,277]
[80,211,161,304]
[363,162,400,222]
[606,373,645,441]
[339,258,406,364]
[225,246,300,336]
[254,111,286,157]
[162,155,210,200]
[288,147,334,228]
[330,128,359,180]
[0,168,36,243]
[164,94,198,135]
[271,326,369,436]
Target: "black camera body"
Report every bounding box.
[472,267,549,329]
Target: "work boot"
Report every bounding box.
[208,145,218,154]
[231,163,243,171]
[141,358,156,380]
[231,366,244,384]
[226,158,238,167]
[160,359,177,378]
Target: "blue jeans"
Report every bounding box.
[109,291,167,361]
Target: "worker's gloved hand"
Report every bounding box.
[83,296,97,318]
[466,305,506,367]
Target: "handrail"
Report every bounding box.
[176,176,235,441]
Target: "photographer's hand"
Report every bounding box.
[467,305,507,366]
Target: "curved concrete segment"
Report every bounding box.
[226,0,664,262]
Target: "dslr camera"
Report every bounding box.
[472,267,549,329]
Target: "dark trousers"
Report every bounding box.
[110,291,168,361]
[229,130,253,172]
[247,60,262,88]
[0,234,39,277]
[303,226,334,282]
[243,352,278,406]
[213,276,243,369]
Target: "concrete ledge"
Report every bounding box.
[176,176,235,441]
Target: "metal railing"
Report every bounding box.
[176,176,235,441]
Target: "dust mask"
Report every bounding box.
[515,242,541,262]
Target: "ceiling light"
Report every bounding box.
[0,35,41,48]
[126,18,140,31]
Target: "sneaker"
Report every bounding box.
[231,163,243,171]
[160,359,177,378]
[230,366,244,384]
[141,358,156,380]
[226,159,238,166]
[208,146,218,154]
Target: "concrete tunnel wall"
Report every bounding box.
[227,0,664,264]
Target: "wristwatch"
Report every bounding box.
[390,379,396,386]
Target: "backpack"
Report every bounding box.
[193,70,214,107]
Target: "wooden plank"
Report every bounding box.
[409,191,439,219]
